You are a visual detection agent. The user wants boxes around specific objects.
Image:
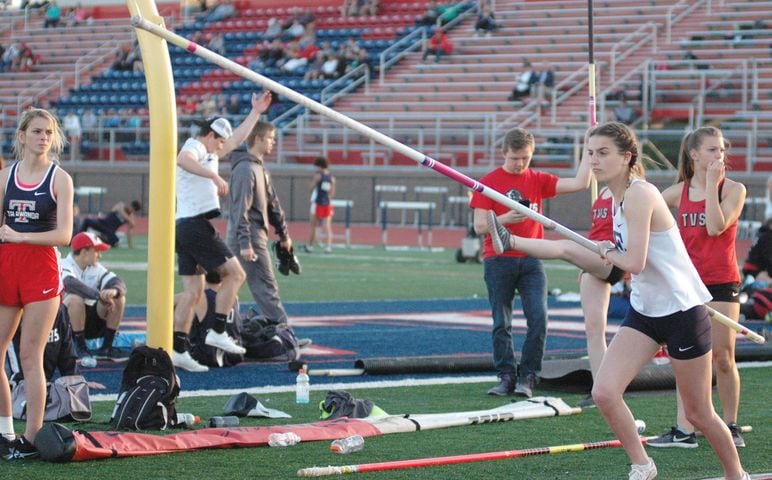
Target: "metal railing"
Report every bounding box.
[609,22,657,83]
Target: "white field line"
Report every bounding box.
[90,360,772,402]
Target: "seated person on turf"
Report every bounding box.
[62,232,128,363]
[78,199,141,248]
[175,271,244,368]
[6,304,105,390]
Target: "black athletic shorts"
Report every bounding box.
[622,304,712,361]
[706,282,740,304]
[605,266,625,285]
[176,215,233,276]
[84,304,106,339]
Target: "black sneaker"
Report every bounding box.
[514,372,536,398]
[728,423,746,448]
[646,427,698,448]
[94,346,130,363]
[576,394,596,408]
[487,210,513,254]
[0,436,12,459]
[487,374,516,396]
[2,436,38,461]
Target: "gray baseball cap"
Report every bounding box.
[195,117,233,139]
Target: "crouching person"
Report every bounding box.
[62,232,128,364]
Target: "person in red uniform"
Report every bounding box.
[0,108,74,460]
[653,126,747,449]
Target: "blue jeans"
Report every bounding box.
[483,255,548,378]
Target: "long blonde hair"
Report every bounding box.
[13,108,66,161]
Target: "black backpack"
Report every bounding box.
[110,346,180,430]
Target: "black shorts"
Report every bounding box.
[605,266,625,285]
[706,282,740,304]
[176,216,233,276]
[622,304,712,360]
[83,304,106,339]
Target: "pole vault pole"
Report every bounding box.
[296,425,753,477]
[587,0,598,202]
[129,16,765,345]
[297,437,645,477]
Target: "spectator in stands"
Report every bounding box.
[418,0,440,26]
[204,0,236,23]
[0,44,7,72]
[111,45,134,72]
[474,2,497,36]
[18,43,39,72]
[359,0,379,17]
[207,32,226,56]
[280,41,308,73]
[80,109,97,141]
[507,60,537,103]
[322,53,344,79]
[43,1,61,28]
[1,42,18,72]
[613,98,636,125]
[63,111,82,159]
[179,95,198,116]
[298,7,316,26]
[305,50,327,81]
[66,2,90,26]
[226,94,242,116]
[285,20,306,39]
[350,48,371,75]
[253,38,286,70]
[264,17,282,41]
[422,27,453,63]
[535,62,555,103]
[197,93,218,118]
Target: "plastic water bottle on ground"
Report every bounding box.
[330,435,364,454]
[176,413,201,428]
[296,367,310,404]
[209,415,239,427]
[268,432,301,447]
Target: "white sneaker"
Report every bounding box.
[629,457,657,480]
[172,350,209,372]
[205,329,246,354]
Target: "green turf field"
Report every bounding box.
[22,235,766,479]
[92,235,582,305]
[5,367,770,479]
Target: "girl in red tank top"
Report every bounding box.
[659,126,747,448]
[0,108,74,456]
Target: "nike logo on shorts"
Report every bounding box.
[731,291,739,297]
[678,345,695,352]
[42,288,55,295]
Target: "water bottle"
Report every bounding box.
[330,435,364,454]
[176,413,201,427]
[295,367,310,404]
[209,415,240,428]
[267,432,301,447]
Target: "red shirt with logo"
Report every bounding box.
[471,166,558,259]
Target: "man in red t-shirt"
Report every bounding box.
[470,127,591,397]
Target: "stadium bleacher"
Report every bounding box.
[0,0,770,170]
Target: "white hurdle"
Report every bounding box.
[375,184,408,225]
[447,195,471,227]
[414,185,449,226]
[379,200,436,249]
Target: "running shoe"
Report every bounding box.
[205,329,246,355]
[172,350,209,372]
[728,423,746,448]
[487,210,512,254]
[647,427,698,448]
[628,457,657,480]
[2,436,38,461]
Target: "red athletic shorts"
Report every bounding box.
[315,204,334,219]
[0,243,63,306]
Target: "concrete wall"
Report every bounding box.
[66,162,770,229]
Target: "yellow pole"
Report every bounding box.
[127,0,176,352]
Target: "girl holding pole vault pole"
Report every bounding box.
[651,126,747,448]
[488,122,748,480]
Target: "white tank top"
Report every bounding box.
[612,180,711,317]
[176,138,220,220]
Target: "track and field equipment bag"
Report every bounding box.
[12,375,91,422]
